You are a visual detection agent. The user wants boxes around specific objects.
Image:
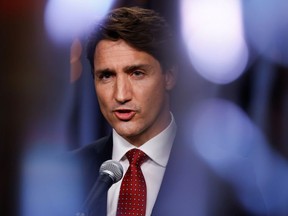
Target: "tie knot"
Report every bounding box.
[126,149,148,167]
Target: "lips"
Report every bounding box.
[113,109,136,121]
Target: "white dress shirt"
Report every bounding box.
[107,113,177,216]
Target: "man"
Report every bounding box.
[73,6,254,216]
[79,6,177,215]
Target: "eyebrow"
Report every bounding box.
[94,68,115,75]
[95,64,153,75]
[123,64,152,73]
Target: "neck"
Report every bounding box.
[125,111,172,147]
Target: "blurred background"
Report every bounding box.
[1,0,288,215]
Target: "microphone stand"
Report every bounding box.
[76,173,113,216]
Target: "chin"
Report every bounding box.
[115,127,142,139]
[117,130,138,138]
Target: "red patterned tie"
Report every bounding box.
[117,149,148,216]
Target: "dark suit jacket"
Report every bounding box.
[70,133,264,216]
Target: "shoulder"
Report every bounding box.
[67,135,113,199]
[71,136,112,159]
[66,135,113,175]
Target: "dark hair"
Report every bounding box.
[86,7,177,75]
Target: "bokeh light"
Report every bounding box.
[44,0,115,44]
[70,38,83,83]
[180,0,249,84]
[21,148,84,216]
[183,98,288,215]
[243,0,288,66]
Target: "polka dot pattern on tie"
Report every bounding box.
[116,149,148,216]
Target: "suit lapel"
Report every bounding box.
[151,136,218,216]
[78,135,113,216]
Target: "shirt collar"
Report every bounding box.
[112,112,177,168]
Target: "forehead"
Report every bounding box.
[95,39,135,54]
[94,39,160,70]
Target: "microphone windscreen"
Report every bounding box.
[99,160,123,183]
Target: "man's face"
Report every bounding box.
[94,39,175,146]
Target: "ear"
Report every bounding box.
[164,66,178,91]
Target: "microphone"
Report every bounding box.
[77,160,123,216]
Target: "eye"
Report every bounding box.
[97,71,114,81]
[131,70,145,78]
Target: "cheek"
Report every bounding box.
[139,82,166,107]
[96,87,110,110]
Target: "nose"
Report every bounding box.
[114,75,132,104]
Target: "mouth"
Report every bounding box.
[113,109,136,121]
